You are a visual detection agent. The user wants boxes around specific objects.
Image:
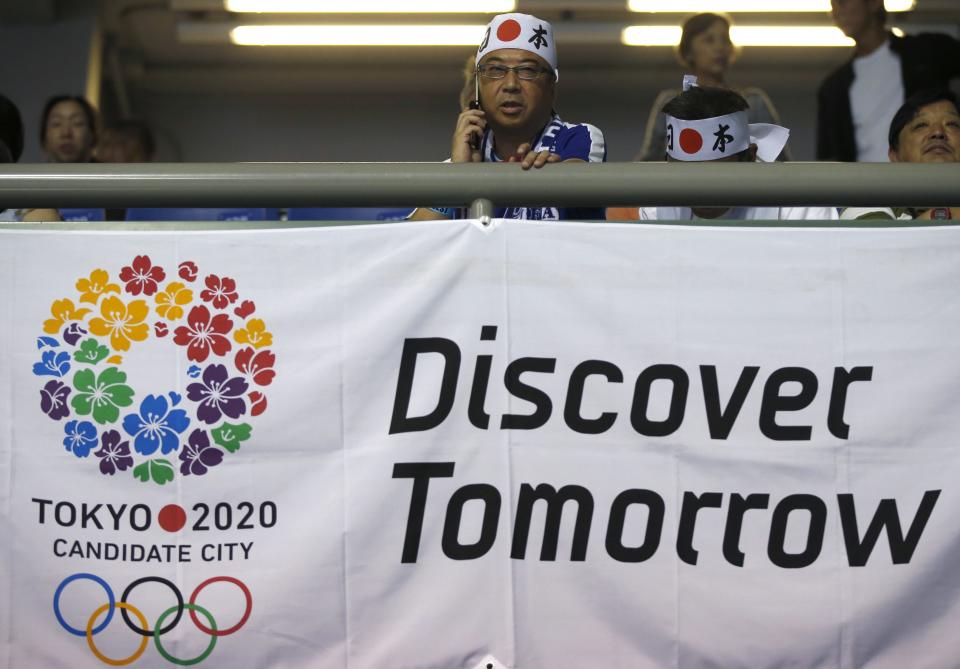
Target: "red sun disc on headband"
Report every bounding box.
[679,129,703,154]
[497,19,522,42]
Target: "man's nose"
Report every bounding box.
[502,70,521,89]
[929,123,947,139]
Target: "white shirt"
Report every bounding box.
[850,40,904,163]
[639,207,840,221]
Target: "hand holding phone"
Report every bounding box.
[451,105,486,163]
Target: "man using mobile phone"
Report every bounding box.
[411,13,606,221]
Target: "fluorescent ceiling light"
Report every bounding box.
[622,25,855,47]
[226,0,515,12]
[230,24,486,46]
[628,0,915,12]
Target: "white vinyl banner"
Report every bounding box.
[1,219,959,669]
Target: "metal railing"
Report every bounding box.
[0,163,958,217]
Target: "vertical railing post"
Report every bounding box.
[469,198,495,225]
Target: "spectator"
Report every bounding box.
[637,83,838,222]
[639,13,788,162]
[843,89,960,220]
[817,0,960,162]
[0,94,60,221]
[40,95,97,163]
[410,12,606,221]
[889,89,960,165]
[96,119,156,163]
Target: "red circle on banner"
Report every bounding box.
[497,19,522,42]
[679,129,703,154]
[158,504,187,532]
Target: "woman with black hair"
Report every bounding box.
[39,95,98,164]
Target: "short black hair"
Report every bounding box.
[661,87,753,161]
[661,85,749,121]
[39,95,98,146]
[888,88,959,151]
[0,94,23,163]
[102,119,156,160]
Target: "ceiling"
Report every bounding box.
[20,0,960,95]
[0,0,56,23]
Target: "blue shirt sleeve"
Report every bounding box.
[551,123,606,163]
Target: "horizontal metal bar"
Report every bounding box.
[3,219,954,232]
[0,162,957,208]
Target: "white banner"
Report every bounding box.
[1,219,959,668]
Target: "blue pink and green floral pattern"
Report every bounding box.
[33,257,276,485]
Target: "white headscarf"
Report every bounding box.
[665,76,789,162]
[477,13,558,80]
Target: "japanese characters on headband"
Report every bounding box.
[665,112,751,162]
[477,13,559,80]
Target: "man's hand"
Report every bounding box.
[451,109,486,163]
[508,143,566,170]
[507,144,584,170]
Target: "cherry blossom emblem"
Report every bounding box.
[33,256,276,485]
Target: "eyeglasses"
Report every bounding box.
[477,64,550,80]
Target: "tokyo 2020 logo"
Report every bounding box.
[54,572,252,666]
[33,256,276,485]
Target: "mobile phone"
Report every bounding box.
[468,100,481,150]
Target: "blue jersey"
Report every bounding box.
[432,114,606,221]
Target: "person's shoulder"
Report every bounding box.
[651,88,681,108]
[641,207,689,220]
[895,31,958,48]
[553,118,606,162]
[557,119,603,136]
[738,86,771,102]
[780,207,840,221]
[893,30,960,58]
[739,87,779,112]
[839,206,911,221]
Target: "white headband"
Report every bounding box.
[666,112,751,161]
[477,13,558,80]
[664,77,790,162]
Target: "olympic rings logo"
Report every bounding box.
[53,573,252,666]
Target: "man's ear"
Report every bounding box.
[888,148,901,162]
